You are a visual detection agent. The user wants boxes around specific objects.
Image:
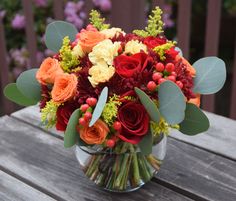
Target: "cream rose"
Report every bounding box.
[88,62,115,87]
[72,43,85,58]
[89,39,121,65]
[124,40,147,55]
[100,27,125,39]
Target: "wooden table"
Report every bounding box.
[1,106,236,201]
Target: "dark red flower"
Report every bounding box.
[114,52,153,78]
[143,36,167,49]
[39,85,50,110]
[117,101,149,144]
[56,104,76,131]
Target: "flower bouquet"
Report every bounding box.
[4,7,226,192]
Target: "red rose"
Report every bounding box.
[114,52,152,78]
[117,101,150,144]
[143,36,167,49]
[56,104,76,131]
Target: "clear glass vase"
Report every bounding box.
[75,135,167,192]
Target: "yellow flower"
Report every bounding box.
[88,62,115,87]
[89,39,121,65]
[72,43,85,58]
[100,27,125,39]
[124,40,147,54]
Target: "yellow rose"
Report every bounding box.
[88,62,115,87]
[72,43,85,58]
[100,27,125,39]
[89,39,121,65]
[124,40,147,55]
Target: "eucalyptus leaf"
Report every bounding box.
[159,80,186,124]
[175,47,183,57]
[89,87,108,127]
[138,129,153,155]
[193,57,226,94]
[45,21,77,52]
[180,103,209,135]
[4,83,38,106]
[64,109,81,148]
[135,87,160,122]
[16,68,41,102]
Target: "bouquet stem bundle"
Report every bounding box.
[81,143,161,191]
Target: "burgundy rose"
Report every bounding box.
[143,36,167,49]
[114,52,152,78]
[117,101,150,144]
[56,104,76,131]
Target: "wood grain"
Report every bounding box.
[0,170,55,201]
[11,106,236,160]
[0,116,192,201]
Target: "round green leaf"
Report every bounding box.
[89,87,108,127]
[159,80,186,124]
[138,129,153,155]
[180,103,209,135]
[64,109,81,148]
[135,87,160,122]
[193,57,226,94]
[45,21,78,52]
[4,83,38,106]
[16,68,41,102]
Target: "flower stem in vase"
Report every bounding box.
[146,154,162,171]
[130,145,141,187]
[138,154,152,182]
[85,155,102,178]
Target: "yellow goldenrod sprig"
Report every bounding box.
[89,10,110,30]
[133,7,164,37]
[59,36,80,72]
[153,41,177,61]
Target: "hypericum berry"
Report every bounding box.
[79,117,87,126]
[80,104,89,112]
[155,62,165,72]
[158,78,166,85]
[113,121,122,130]
[84,112,92,121]
[152,72,162,82]
[165,63,175,73]
[106,139,116,148]
[86,97,97,107]
[167,75,176,82]
[176,81,183,89]
[147,81,157,91]
[171,71,177,77]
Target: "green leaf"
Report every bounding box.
[16,68,41,102]
[180,103,209,135]
[4,83,38,106]
[159,80,186,124]
[45,21,77,52]
[193,57,226,94]
[64,109,81,148]
[135,87,160,122]
[89,87,108,127]
[138,129,153,155]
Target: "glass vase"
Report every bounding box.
[75,135,167,192]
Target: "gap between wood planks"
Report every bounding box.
[8,115,214,201]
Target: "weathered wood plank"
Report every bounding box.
[11,106,236,160]
[0,116,192,201]
[0,170,55,201]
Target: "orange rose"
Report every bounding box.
[188,94,201,107]
[77,30,106,53]
[79,120,109,145]
[36,57,63,85]
[51,73,78,103]
[176,55,196,77]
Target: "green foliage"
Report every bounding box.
[138,129,153,155]
[153,41,176,60]
[133,6,164,37]
[101,95,121,126]
[59,36,80,73]
[89,10,110,30]
[41,100,60,128]
[4,83,38,106]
